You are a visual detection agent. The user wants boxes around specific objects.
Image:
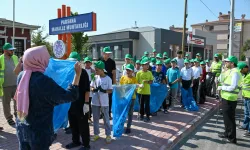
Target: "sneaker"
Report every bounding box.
[139,116,144,121]
[91,135,100,142]
[65,142,81,149]
[144,117,150,122]
[125,128,131,134]
[243,132,250,137]
[164,110,169,114]
[106,136,112,144]
[7,119,15,126]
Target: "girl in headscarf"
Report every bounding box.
[15,46,82,150]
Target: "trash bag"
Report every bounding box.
[181,87,199,111]
[112,84,137,137]
[44,58,76,132]
[134,83,168,113]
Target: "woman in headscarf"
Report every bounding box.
[15,46,82,150]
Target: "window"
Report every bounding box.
[14,39,24,57]
[114,45,122,60]
[122,47,129,59]
[0,39,4,54]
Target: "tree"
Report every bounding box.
[71,12,89,58]
[31,27,54,56]
[240,39,250,60]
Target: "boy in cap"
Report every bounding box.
[199,61,206,104]
[180,59,193,90]
[120,64,138,134]
[192,58,202,103]
[190,59,194,67]
[90,61,113,144]
[134,60,141,75]
[184,53,190,60]
[150,57,157,72]
[166,59,180,109]
[122,54,132,73]
[163,52,168,60]
[152,49,157,58]
[136,58,153,122]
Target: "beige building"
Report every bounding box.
[191,12,250,59]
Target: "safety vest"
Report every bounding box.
[242,73,250,99]
[221,68,242,101]
[0,54,19,96]
[211,61,222,77]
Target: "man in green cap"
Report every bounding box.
[99,46,116,119]
[144,51,149,58]
[90,61,113,143]
[156,53,163,61]
[217,56,242,144]
[134,60,141,75]
[0,43,19,125]
[192,58,203,103]
[209,53,222,97]
[237,62,250,137]
[184,53,190,60]
[163,52,168,60]
[196,53,201,60]
[152,49,157,58]
[199,61,207,104]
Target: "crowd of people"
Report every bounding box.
[0,42,250,150]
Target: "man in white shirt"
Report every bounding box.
[180,59,193,90]
[192,58,202,103]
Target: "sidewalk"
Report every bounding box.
[0,97,219,150]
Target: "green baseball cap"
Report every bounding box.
[237,62,248,70]
[196,53,201,56]
[156,60,163,65]
[156,53,163,59]
[194,58,200,62]
[144,51,149,55]
[153,49,156,53]
[200,61,205,65]
[141,58,149,65]
[224,56,238,65]
[190,59,194,63]
[185,53,189,57]
[102,47,112,53]
[125,64,135,71]
[125,54,132,59]
[136,60,141,64]
[3,43,16,51]
[184,59,190,63]
[214,53,219,58]
[68,51,81,61]
[171,58,177,63]
[94,61,106,71]
[164,58,171,64]
[205,59,209,63]
[151,57,156,63]
[84,56,92,63]
[163,52,168,56]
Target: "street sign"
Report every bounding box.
[234,22,242,32]
[49,12,97,35]
[189,37,205,46]
[53,40,66,58]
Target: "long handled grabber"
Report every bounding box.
[137,94,142,121]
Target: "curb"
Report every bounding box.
[160,98,220,150]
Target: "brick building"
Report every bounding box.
[0,18,40,57]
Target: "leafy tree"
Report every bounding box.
[240,39,250,61]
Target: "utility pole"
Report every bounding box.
[12,0,15,46]
[182,0,188,53]
[229,0,235,56]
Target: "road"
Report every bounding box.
[173,99,250,150]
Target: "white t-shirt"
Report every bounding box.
[85,68,94,97]
[176,57,184,69]
[192,66,202,79]
[180,67,193,80]
[206,65,210,72]
[90,75,113,106]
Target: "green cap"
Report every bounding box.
[185,53,189,57]
[171,58,177,63]
[200,61,205,65]
[194,58,200,62]
[125,64,134,71]
[196,53,201,56]
[224,56,238,65]
[156,53,163,59]
[151,57,156,63]
[164,58,171,64]
[205,59,209,63]
[153,49,156,53]
[136,60,141,64]
[156,60,163,65]
[94,61,105,70]
[102,47,112,53]
[237,62,248,70]
[3,43,16,51]
[144,51,149,55]
[68,51,81,61]
[214,53,219,57]
[163,52,168,56]
[141,57,150,65]
[184,59,190,63]
[125,54,132,59]
[84,56,92,63]
[190,59,194,63]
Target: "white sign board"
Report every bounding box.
[53,40,66,58]
[234,23,242,32]
[189,37,205,46]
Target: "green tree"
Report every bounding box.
[31,27,54,56]
[71,12,89,58]
[240,39,250,60]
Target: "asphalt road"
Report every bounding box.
[173,99,250,150]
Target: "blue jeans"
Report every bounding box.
[242,99,250,132]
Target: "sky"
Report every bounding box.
[1,0,250,42]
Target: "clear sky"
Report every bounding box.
[1,0,250,42]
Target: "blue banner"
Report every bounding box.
[112,84,137,137]
[134,83,168,113]
[44,59,76,132]
[49,12,96,35]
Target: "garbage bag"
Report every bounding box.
[44,58,76,132]
[134,83,168,113]
[112,84,137,137]
[181,87,199,111]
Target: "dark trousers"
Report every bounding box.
[19,142,50,150]
[89,97,92,119]
[138,94,150,117]
[68,112,90,147]
[199,81,206,104]
[182,80,192,90]
[108,93,112,117]
[222,99,237,142]
[207,73,216,96]
[192,78,200,102]
[162,98,167,110]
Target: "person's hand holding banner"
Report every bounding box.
[139,84,144,88]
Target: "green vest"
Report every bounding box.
[221,68,242,101]
[0,54,19,96]
[242,73,250,99]
[211,61,222,77]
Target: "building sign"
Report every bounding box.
[53,40,66,58]
[49,12,96,35]
[234,22,242,32]
[189,37,205,46]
